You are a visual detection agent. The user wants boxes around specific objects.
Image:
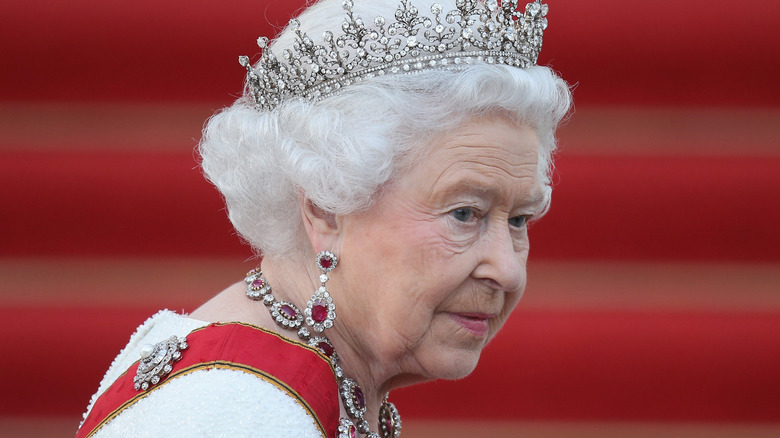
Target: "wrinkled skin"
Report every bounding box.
[327,115,545,394]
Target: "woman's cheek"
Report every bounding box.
[440,216,481,252]
[511,226,530,253]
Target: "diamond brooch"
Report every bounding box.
[133,335,188,391]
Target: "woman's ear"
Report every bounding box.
[300,196,341,253]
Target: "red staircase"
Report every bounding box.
[1,1,779,436]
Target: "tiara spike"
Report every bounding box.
[242,0,548,110]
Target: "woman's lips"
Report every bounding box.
[448,312,493,336]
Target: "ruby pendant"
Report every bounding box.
[311,301,328,323]
[305,287,336,333]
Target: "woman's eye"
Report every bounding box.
[451,208,475,222]
[509,215,528,228]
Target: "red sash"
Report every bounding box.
[77,322,339,438]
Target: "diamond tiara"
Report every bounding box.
[239,0,549,110]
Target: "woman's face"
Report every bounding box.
[333,115,544,383]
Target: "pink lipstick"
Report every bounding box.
[449,312,492,336]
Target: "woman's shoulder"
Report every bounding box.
[87,367,326,438]
[77,310,209,428]
[88,310,208,402]
[78,310,338,438]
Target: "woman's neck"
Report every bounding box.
[261,255,398,427]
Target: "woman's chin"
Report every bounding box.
[424,349,483,381]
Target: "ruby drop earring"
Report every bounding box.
[305,250,338,333]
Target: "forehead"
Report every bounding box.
[402,116,542,203]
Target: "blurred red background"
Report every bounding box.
[1,1,779,437]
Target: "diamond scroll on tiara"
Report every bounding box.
[239,0,549,110]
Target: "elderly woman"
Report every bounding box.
[77,0,570,437]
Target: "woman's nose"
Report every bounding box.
[471,222,527,292]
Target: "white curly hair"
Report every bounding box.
[198,0,572,257]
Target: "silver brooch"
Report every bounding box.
[133,335,188,391]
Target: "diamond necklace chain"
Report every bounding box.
[244,268,402,438]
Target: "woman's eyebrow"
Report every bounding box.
[519,191,547,209]
[437,178,545,209]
